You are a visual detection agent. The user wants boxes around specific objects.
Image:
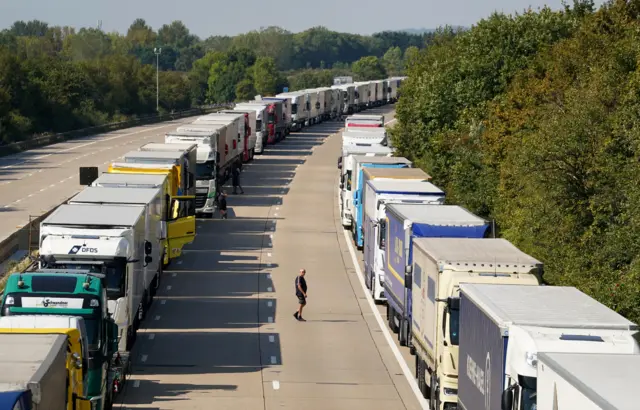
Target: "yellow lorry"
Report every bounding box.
[0,315,98,410]
[101,165,196,267]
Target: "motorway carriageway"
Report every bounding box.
[112,106,426,410]
[0,116,204,243]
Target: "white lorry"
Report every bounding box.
[410,238,543,410]
[305,89,321,125]
[354,82,370,111]
[66,186,165,306]
[233,102,268,154]
[332,84,356,115]
[457,283,640,410]
[536,352,640,410]
[194,114,243,162]
[219,109,257,161]
[342,129,388,146]
[276,91,308,131]
[345,114,385,129]
[338,146,394,227]
[38,203,157,360]
[362,179,445,301]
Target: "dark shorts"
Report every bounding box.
[297,295,306,305]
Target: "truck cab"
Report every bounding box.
[410,238,543,410]
[0,305,117,410]
[262,97,292,135]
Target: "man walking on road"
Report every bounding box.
[293,269,308,321]
[232,163,244,194]
[218,191,228,219]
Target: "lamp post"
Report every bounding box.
[154,47,162,112]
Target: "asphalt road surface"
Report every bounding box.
[0,116,204,243]
[116,106,426,410]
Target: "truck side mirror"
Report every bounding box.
[144,255,153,265]
[144,241,152,255]
[405,265,413,275]
[448,297,460,310]
[340,183,344,190]
[501,387,514,410]
[404,273,412,289]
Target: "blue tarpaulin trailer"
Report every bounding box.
[384,204,489,348]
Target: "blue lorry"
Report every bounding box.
[351,156,412,248]
[384,204,489,350]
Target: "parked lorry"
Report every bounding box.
[194,114,244,160]
[345,114,385,128]
[354,82,370,111]
[122,150,195,196]
[332,84,356,115]
[457,283,640,410]
[67,186,167,285]
[351,156,413,248]
[410,238,543,410]
[88,172,186,266]
[338,146,394,228]
[36,203,170,389]
[276,91,308,131]
[304,90,321,125]
[261,97,292,135]
[107,163,180,198]
[536,352,640,410]
[341,128,388,146]
[234,102,268,154]
[254,97,285,142]
[219,109,257,162]
[363,180,445,302]
[0,331,96,410]
[0,277,119,410]
[384,204,489,352]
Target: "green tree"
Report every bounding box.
[382,46,403,76]
[252,56,279,95]
[351,56,386,81]
[235,78,256,101]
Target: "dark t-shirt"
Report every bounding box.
[295,275,307,297]
[219,196,227,210]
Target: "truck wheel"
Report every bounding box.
[430,374,439,410]
[138,300,145,323]
[416,358,428,398]
[399,318,408,346]
[370,275,376,301]
[388,306,399,333]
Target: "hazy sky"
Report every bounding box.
[0,0,609,38]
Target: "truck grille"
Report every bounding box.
[195,193,207,208]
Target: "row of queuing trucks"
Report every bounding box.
[338,115,640,410]
[0,121,203,408]
[0,75,402,410]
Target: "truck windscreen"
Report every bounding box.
[449,307,460,346]
[291,104,298,114]
[47,262,126,299]
[196,162,215,180]
[520,376,537,410]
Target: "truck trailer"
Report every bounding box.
[219,109,257,162]
[384,204,489,351]
[37,203,160,375]
[332,84,356,115]
[351,156,412,248]
[536,352,640,410]
[276,91,308,131]
[261,97,292,135]
[362,179,445,302]
[122,150,195,197]
[338,146,394,228]
[410,238,543,410]
[254,98,285,142]
[194,114,244,160]
[341,129,388,146]
[457,284,639,410]
[0,332,94,410]
[233,103,268,154]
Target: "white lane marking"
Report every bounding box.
[267,253,272,257]
[267,287,273,292]
[268,317,273,323]
[172,273,177,277]
[134,380,141,388]
[276,207,280,210]
[166,285,172,291]
[269,335,275,342]
[266,274,271,279]
[149,334,155,340]
[342,228,428,409]
[270,356,277,364]
[177,260,183,265]
[267,263,272,267]
[2,123,171,169]
[161,300,167,305]
[154,315,161,321]
[141,355,148,362]
[269,234,273,239]
[267,301,273,307]
[272,380,280,390]
[274,213,278,216]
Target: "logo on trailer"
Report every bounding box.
[68,245,98,255]
[68,245,81,255]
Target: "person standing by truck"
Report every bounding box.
[293,269,308,321]
[219,191,228,219]
[232,163,244,194]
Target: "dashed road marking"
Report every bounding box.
[267,301,273,307]
[268,317,273,323]
[161,300,167,305]
[272,380,280,390]
[270,356,277,365]
[267,287,273,292]
[269,335,275,342]
[172,273,177,277]
[141,355,148,362]
[166,285,172,291]
[134,380,141,388]
[154,315,161,321]
[149,334,155,340]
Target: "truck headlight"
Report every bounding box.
[443,388,457,396]
[525,352,538,368]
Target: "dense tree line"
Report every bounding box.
[392,0,640,322]
[0,19,428,144]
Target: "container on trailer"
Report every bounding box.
[458,283,639,410]
[123,150,195,196]
[536,352,640,410]
[234,102,269,154]
[195,114,244,160]
[220,109,257,161]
